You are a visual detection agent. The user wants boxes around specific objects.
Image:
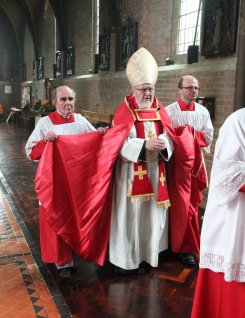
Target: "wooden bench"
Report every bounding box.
[81,105,115,126]
[20,113,36,130]
[95,105,115,115]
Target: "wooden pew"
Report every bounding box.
[96,105,115,115]
[81,110,113,126]
[81,105,115,126]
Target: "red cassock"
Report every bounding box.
[191,269,245,318]
[35,96,206,266]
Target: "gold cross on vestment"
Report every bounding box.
[147,131,156,139]
[134,165,147,180]
[159,172,165,186]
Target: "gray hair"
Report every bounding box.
[52,86,76,100]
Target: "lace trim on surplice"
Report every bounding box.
[200,252,245,282]
[213,163,245,204]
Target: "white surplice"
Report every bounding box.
[25,113,96,158]
[165,101,213,153]
[199,108,245,282]
[109,121,174,270]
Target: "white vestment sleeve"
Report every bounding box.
[25,117,50,158]
[158,128,174,161]
[200,108,213,153]
[208,112,245,204]
[120,137,145,163]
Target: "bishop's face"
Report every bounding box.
[133,84,155,109]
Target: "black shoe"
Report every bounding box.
[114,265,138,275]
[180,253,195,266]
[58,267,73,279]
[114,262,151,275]
[137,262,151,274]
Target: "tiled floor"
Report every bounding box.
[0,179,70,318]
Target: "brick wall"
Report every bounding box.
[66,1,93,75]
[0,0,242,207]
[24,25,35,81]
[42,3,56,79]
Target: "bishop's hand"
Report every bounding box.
[145,137,166,151]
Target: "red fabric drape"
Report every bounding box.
[167,125,207,252]
[35,123,131,265]
[30,140,46,160]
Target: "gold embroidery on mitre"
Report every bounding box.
[126,47,159,87]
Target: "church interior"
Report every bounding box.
[0,0,244,317]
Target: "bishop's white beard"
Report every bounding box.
[138,100,152,109]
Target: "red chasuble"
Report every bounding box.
[113,95,201,253]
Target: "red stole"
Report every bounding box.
[130,110,170,208]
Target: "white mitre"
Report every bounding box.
[126,47,159,87]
